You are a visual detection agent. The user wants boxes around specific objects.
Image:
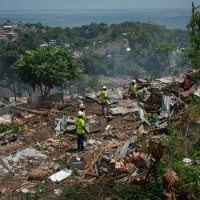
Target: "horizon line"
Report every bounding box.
[0,7,191,11]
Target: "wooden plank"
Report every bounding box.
[13,107,46,115]
[85,172,98,177]
[94,153,99,176]
[80,141,125,181]
[170,93,185,105]
[80,149,104,181]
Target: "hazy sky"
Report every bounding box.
[0,0,200,10]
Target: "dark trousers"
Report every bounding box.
[138,95,144,101]
[102,102,109,116]
[77,134,85,151]
[130,93,136,99]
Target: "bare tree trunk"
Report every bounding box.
[12,82,17,106]
[192,2,195,34]
[167,54,172,77]
[27,87,32,97]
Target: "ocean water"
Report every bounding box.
[0,8,191,30]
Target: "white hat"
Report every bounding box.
[80,104,85,108]
[103,86,106,89]
[143,87,147,92]
[131,80,136,83]
[78,111,83,117]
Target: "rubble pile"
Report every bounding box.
[0,76,200,197]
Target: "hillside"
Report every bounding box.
[0,22,189,83]
[0,78,200,199]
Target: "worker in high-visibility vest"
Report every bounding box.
[75,111,88,151]
[138,87,148,101]
[128,80,137,99]
[80,104,86,121]
[99,85,109,116]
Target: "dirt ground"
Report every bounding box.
[0,98,144,198]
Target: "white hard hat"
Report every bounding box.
[131,80,136,83]
[143,87,147,92]
[78,111,83,117]
[80,104,85,108]
[103,86,106,89]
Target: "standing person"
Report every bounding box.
[183,75,191,91]
[80,104,86,121]
[100,85,109,116]
[128,80,137,99]
[75,111,88,151]
[138,87,148,101]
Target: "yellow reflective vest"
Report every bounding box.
[100,90,108,103]
[75,118,85,134]
[130,84,137,94]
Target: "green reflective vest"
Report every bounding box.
[138,89,145,96]
[100,90,108,103]
[75,118,85,134]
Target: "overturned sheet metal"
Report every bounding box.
[110,107,138,115]
[119,141,131,162]
[160,95,171,118]
[137,103,145,121]
[49,168,72,182]
[55,116,76,131]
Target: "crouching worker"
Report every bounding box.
[75,111,88,151]
[138,87,147,101]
